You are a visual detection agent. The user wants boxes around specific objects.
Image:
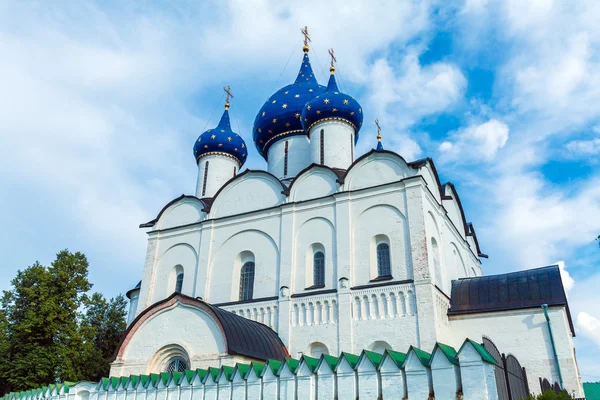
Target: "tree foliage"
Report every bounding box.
[0,250,127,395]
[522,389,573,400]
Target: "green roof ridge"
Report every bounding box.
[209,367,221,382]
[129,375,139,389]
[409,346,432,367]
[285,357,300,373]
[321,354,339,371]
[362,350,383,368]
[221,365,234,381]
[339,352,360,369]
[236,363,250,379]
[302,355,319,372]
[267,359,282,375]
[194,369,206,382]
[251,362,265,377]
[465,339,497,364]
[435,342,459,365]
[382,349,406,368]
[172,371,183,385]
[160,372,170,386]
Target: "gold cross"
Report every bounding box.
[223,85,234,109]
[301,26,311,52]
[375,118,382,141]
[328,48,336,67]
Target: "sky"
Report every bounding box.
[0,0,599,381]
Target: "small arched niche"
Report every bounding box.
[149,343,190,374]
[367,340,392,354]
[235,251,256,301]
[306,341,329,358]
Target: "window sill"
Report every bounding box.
[369,275,393,283]
[304,284,326,290]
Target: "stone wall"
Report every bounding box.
[2,340,499,400]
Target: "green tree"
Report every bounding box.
[0,250,127,394]
[523,389,573,400]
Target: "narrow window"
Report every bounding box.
[175,272,184,293]
[284,140,289,177]
[320,129,324,164]
[313,252,325,287]
[201,161,209,197]
[239,261,255,301]
[377,243,391,276]
[350,133,354,161]
[233,166,237,177]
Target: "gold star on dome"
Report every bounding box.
[334,92,339,95]
[359,108,362,113]
[285,91,289,94]
[316,110,321,115]
[301,74,305,77]
[332,108,337,112]
[204,145,208,149]
[272,118,277,123]
[350,112,355,116]
[211,135,216,139]
[197,138,201,142]
[221,129,225,132]
[323,98,330,104]
[268,130,272,134]
[307,105,311,110]
[272,100,277,104]
[243,154,246,157]
[282,103,288,109]
[343,99,349,105]
[295,94,300,98]
[262,111,266,117]
[285,122,291,127]
[260,140,264,143]
[295,113,301,118]
[218,143,223,147]
[304,117,308,122]
[227,137,232,141]
[234,148,238,152]
[241,143,245,148]
[258,128,262,133]
[309,89,313,92]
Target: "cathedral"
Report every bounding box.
[3,32,584,400]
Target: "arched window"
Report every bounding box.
[202,160,209,197]
[377,243,391,277]
[313,251,325,287]
[320,129,325,164]
[239,261,255,301]
[166,357,188,373]
[175,272,184,293]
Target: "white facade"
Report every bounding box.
[308,120,355,169]
[195,154,239,198]
[267,135,311,181]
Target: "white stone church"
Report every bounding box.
[3,35,585,400]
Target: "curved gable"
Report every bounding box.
[140,195,206,229]
[442,183,468,238]
[288,164,339,202]
[114,293,289,364]
[157,197,206,230]
[409,158,443,203]
[344,150,412,191]
[210,170,287,219]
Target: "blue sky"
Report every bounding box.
[1,0,599,380]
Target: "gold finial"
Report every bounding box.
[223,85,234,110]
[301,26,311,52]
[375,118,382,141]
[328,48,337,74]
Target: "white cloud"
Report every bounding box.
[556,261,574,295]
[577,312,600,348]
[439,119,509,163]
[566,138,600,156]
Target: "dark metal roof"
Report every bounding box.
[206,302,289,361]
[113,293,289,363]
[448,265,574,335]
[126,280,142,299]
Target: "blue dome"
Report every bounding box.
[253,52,326,160]
[194,107,248,167]
[301,72,363,143]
